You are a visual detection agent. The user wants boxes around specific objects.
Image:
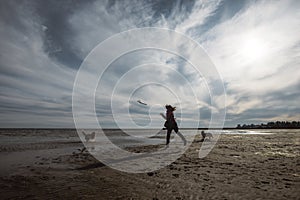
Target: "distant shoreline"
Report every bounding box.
[0,127,300,130]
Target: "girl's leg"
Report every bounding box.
[174,127,187,146]
[166,129,172,145]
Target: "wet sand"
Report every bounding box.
[0,129,299,199]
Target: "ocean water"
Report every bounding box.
[1,129,298,148]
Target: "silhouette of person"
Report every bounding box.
[164,105,186,146]
[200,131,206,142]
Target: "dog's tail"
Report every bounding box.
[91,132,96,139]
[82,131,87,137]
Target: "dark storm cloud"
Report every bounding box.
[0,0,85,69]
[224,80,300,126]
[0,1,27,33]
[193,0,249,38]
[227,106,300,126]
[150,0,195,28]
[0,0,77,127]
[33,0,95,69]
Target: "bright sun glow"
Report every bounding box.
[240,36,268,62]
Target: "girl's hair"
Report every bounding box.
[165,105,176,111]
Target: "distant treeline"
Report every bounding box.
[236,121,300,129]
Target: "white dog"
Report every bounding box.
[80,131,96,152]
[82,131,96,142]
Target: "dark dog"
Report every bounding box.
[201,131,213,141]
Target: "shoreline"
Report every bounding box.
[1,127,300,130]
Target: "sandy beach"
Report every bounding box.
[0,129,299,199]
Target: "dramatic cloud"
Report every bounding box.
[201,0,300,125]
[0,0,299,128]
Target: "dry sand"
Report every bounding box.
[0,129,299,199]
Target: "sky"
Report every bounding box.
[0,0,299,128]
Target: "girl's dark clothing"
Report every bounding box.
[166,109,178,145]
